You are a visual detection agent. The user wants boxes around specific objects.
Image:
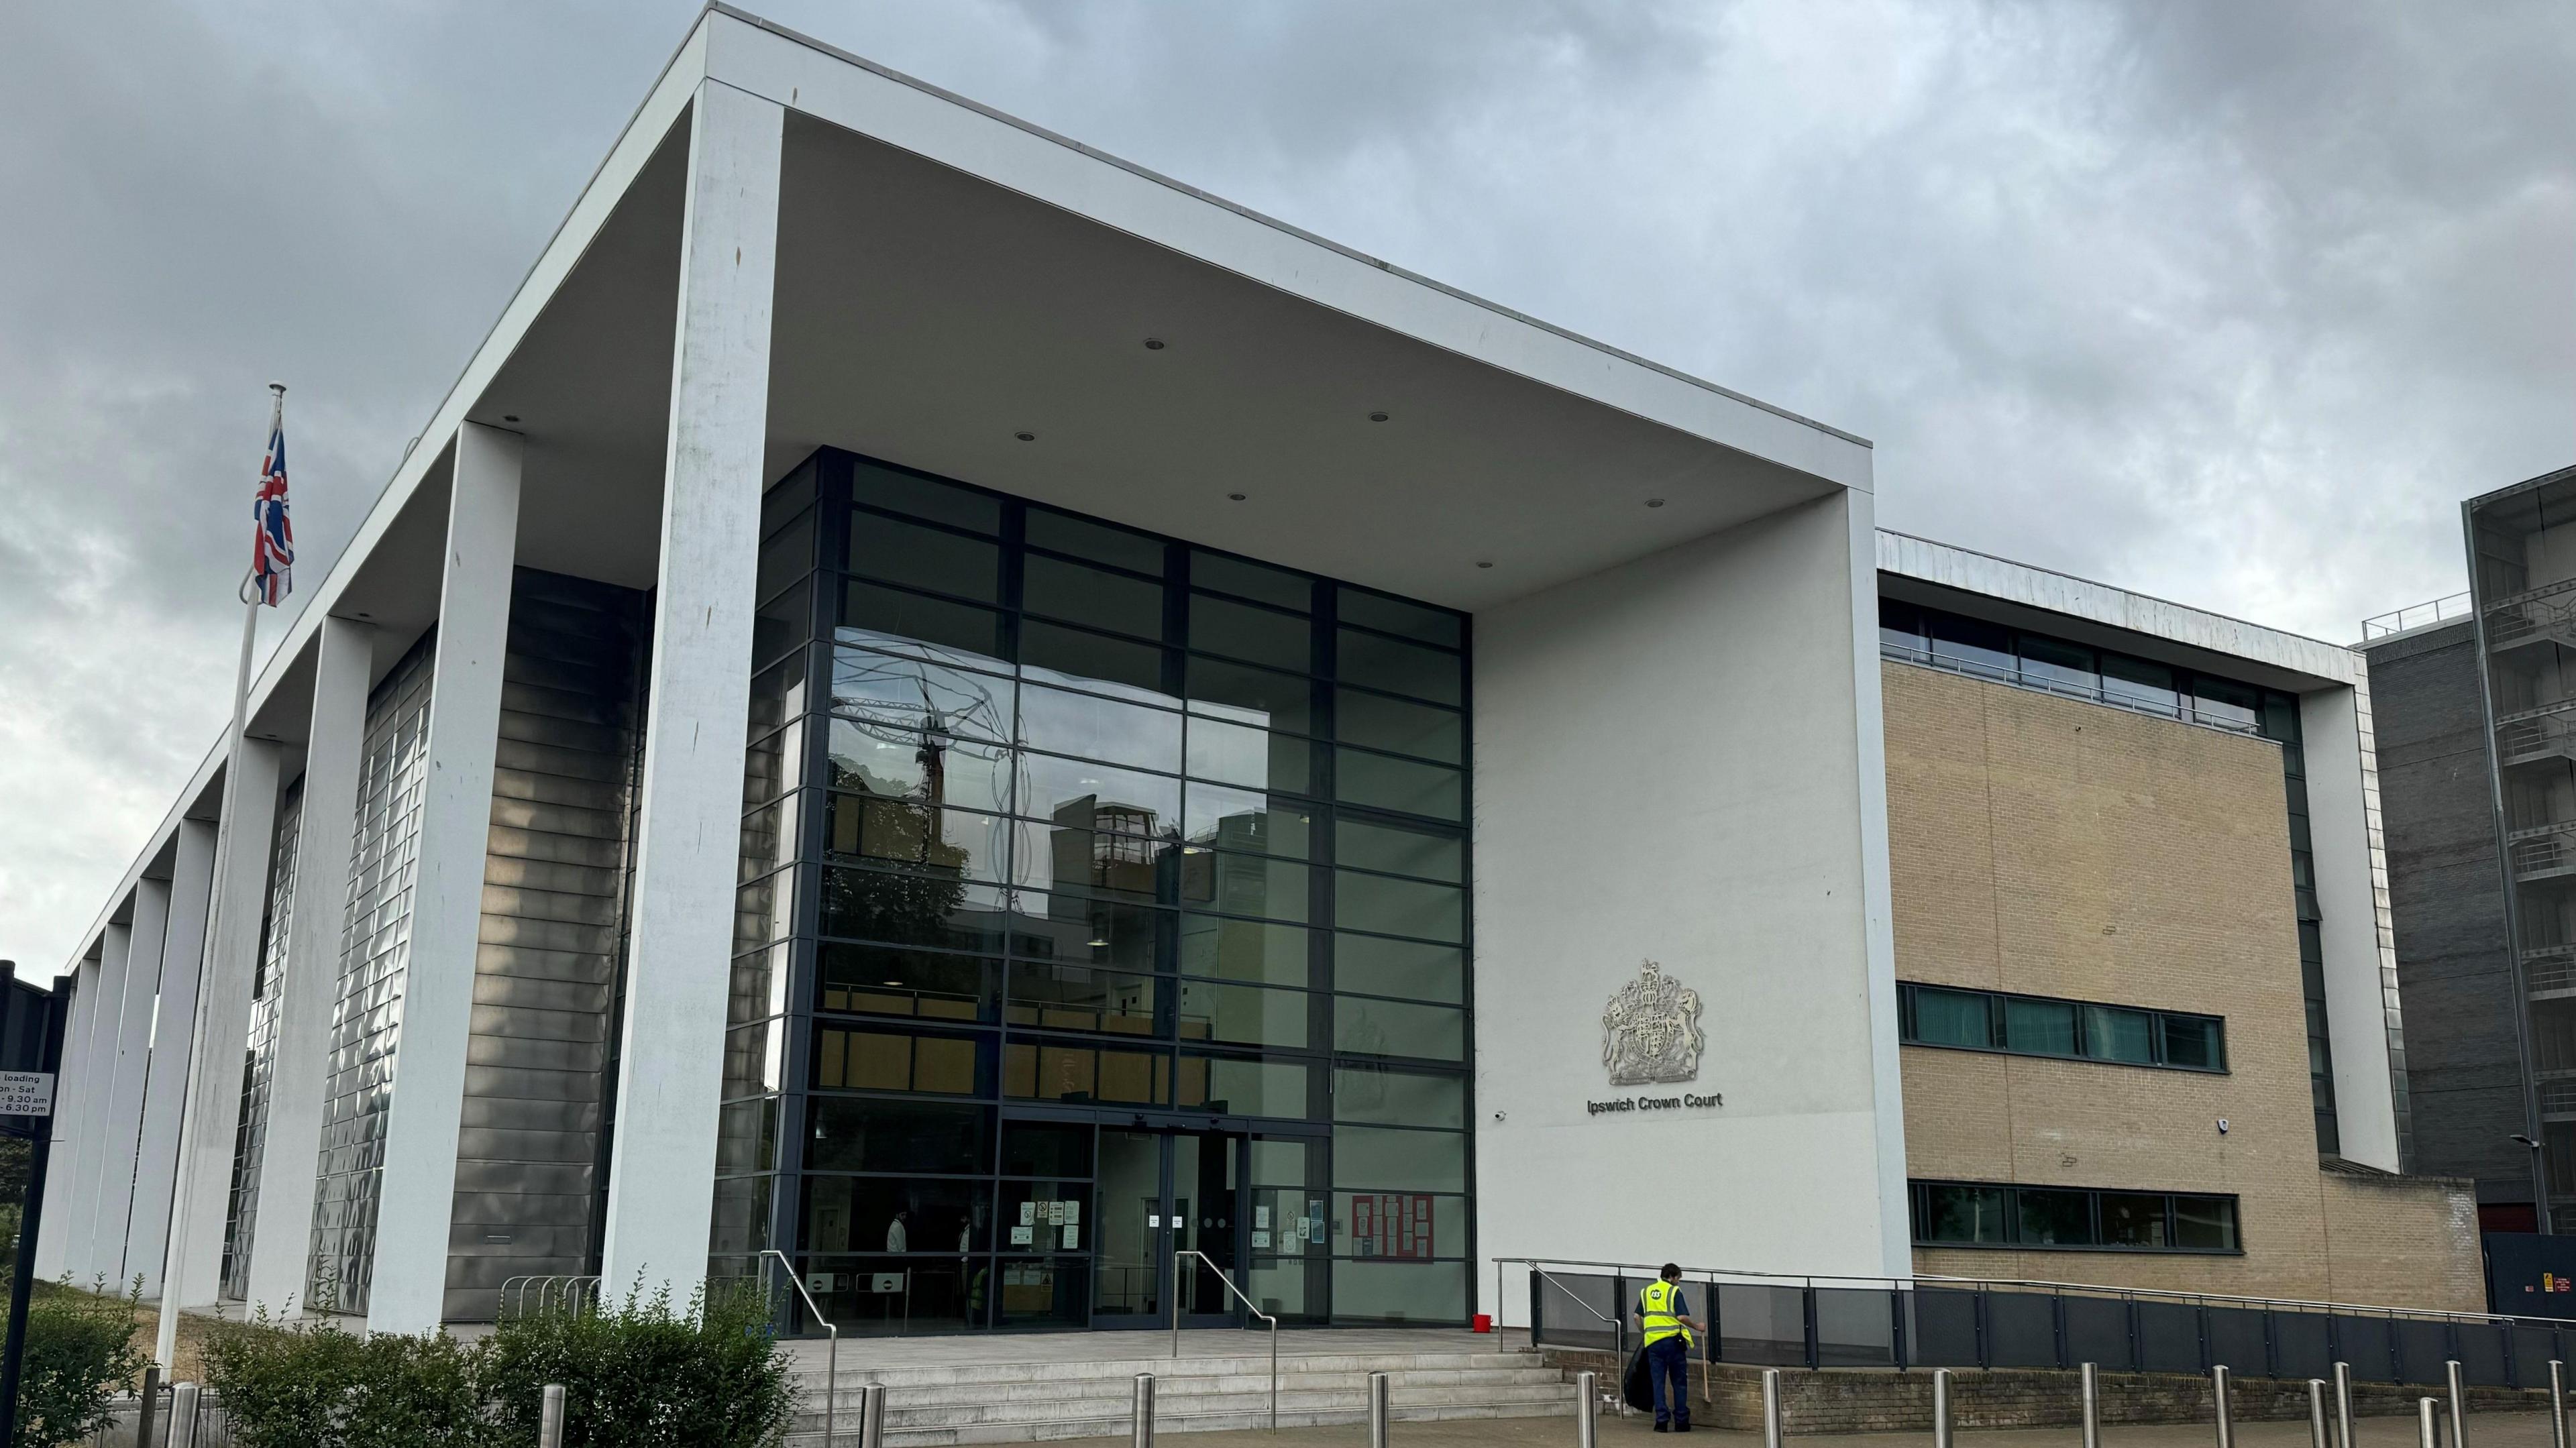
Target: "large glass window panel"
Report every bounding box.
[1182,852,1311,924]
[1914,1184,2009,1244]
[2083,1005,2155,1065]
[1332,935,1462,1003]
[724,1018,786,1099]
[1333,1192,1466,1259]
[2017,635,2098,694]
[1193,551,1310,611]
[1021,553,1166,641]
[2098,1192,2169,1247]
[1332,1260,1466,1321]
[758,508,815,603]
[2101,655,2180,714]
[1185,716,1311,793]
[1334,689,1462,765]
[1019,621,1166,699]
[1336,996,1464,1061]
[1006,891,1167,974]
[1335,871,1463,942]
[826,720,1012,814]
[804,1099,995,1174]
[1191,594,1313,672]
[1000,1119,1094,1177]
[1028,509,1164,575]
[1336,628,1461,706]
[1006,962,1161,1037]
[995,1180,1095,1254]
[851,462,1000,535]
[2192,677,2261,731]
[812,1025,996,1097]
[1004,1040,1171,1105]
[2017,1188,2094,1246]
[747,654,808,740]
[1184,784,1311,859]
[1878,598,1926,654]
[1179,1056,1311,1118]
[827,797,1018,885]
[1187,656,1315,734]
[2159,1015,2225,1071]
[1336,749,1463,821]
[2001,998,2078,1056]
[1929,614,2014,677]
[1030,824,1169,905]
[1907,987,1992,1049]
[1333,1126,1466,1192]
[732,943,791,1026]
[1179,915,1313,988]
[1337,589,1461,649]
[1018,753,1181,838]
[753,577,810,671]
[764,465,816,531]
[1177,980,1311,1048]
[848,514,1002,602]
[818,944,998,1023]
[1335,818,1462,885]
[800,1175,991,1258]
[818,871,1014,956]
[841,580,1008,667]
[996,1259,1087,1328]
[2172,1196,2239,1251]
[1333,1066,1465,1129]
[833,648,1013,744]
[1017,682,1183,774]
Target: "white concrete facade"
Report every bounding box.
[95,879,170,1286]
[127,816,215,1298]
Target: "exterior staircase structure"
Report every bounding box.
[782,1329,1577,1445]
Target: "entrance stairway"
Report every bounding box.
[786,1340,1576,1445]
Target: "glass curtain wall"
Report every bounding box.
[222,777,303,1298]
[714,449,1473,1330]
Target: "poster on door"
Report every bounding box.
[1348,1193,1434,1260]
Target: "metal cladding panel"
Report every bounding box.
[443,569,647,1322]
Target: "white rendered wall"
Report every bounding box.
[600,79,782,1303]
[366,429,521,1335]
[36,960,99,1281]
[246,617,374,1313]
[68,924,131,1280]
[96,880,170,1285]
[128,817,215,1298]
[2303,681,2404,1172]
[1472,488,1907,1329]
[161,740,282,1311]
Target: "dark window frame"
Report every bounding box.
[1897,982,2227,1073]
[1909,1178,2243,1255]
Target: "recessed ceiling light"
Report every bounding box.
[1645,498,1666,508]
[502,414,521,424]
[1477,561,1495,569]
[1143,337,1167,351]
[1368,411,1390,423]
[1015,431,1037,442]
[1228,493,1248,502]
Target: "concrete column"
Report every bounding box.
[244,617,374,1314]
[127,817,215,1299]
[599,80,782,1304]
[66,924,131,1280]
[160,740,282,1312]
[364,425,520,1335]
[95,879,171,1286]
[33,962,97,1281]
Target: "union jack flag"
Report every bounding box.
[251,393,293,606]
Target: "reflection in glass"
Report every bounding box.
[1020,621,1166,698]
[804,1098,994,1174]
[1007,961,1161,1036]
[1182,852,1311,924]
[1184,783,1309,859]
[1178,915,1312,988]
[1022,553,1165,640]
[1177,980,1309,1048]
[1336,748,1462,821]
[1187,655,1312,734]
[1336,628,1460,705]
[848,514,1002,602]
[1185,715,1311,793]
[851,461,1001,534]
[1336,689,1462,764]
[1191,594,1311,671]
[1179,1056,1310,1117]
[812,1025,994,1096]
[1018,753,1180,836]
[2098,1192,2168,1247]
[1338,588,1460,648]
[1007,889,1167,974]
[1030,508,1164,573]
[1017,682,1182,774]
[841,580,1008,668]
[828,718,1012,814]
[818,944,996,1023]
[1332,1066,1465,1129]
[1193,551,1309,611]
[833,647,1012,742]
[818,871,1014,955]
[1335,996,1464,1060]
[1005,1041,1171,1105]
[1332,1125,1466,1192]
[827,796,1018,885]
[2017,1188,2094,1245]
[1332,935,1460,1003]
[1334,871,1462,942]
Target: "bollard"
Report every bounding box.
[858,1382,888,1447]
[2214,1364,2237,1448]
[1133,1373,1156,1448]
[136,1363,160,1448]
[539,1384,566,1448]
[2308,1379,2330,1448]
[1762,1368,1786,1448]
[1933,1368,1955,1448]
[2552,1361,2568,1448]
[2421,1396,2443,1448]
[2447,1360,2469,1448]
[2082,1362,2102,1448]
[168,1382,199,1448]
[1575,1370,1599,1448]
[2337,1361,2358,1448]
[1370,1371,1392,1447]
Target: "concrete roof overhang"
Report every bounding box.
[68,3,1872,966]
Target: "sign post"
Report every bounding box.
[0,960,73,1446]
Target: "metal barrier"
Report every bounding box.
[498,1273,602,1319]
[2553,1359,2569,1448]
[2421,1396,2443,1448]
[2081,1362,2102,1448]
[1505,1257,2576,1386]
[539,1384,567,1448]
[2214,1364,2236,1448]
[1368,1370,1391,1445]
[1932,1368,1954,1448]
[2339,1361,2359,1448]
[2308,1379,2330,1448]
[1576,1370,1600,1448]
[1760,1367,1784,1448]
[1171,1248,1280,1430]
[2449,1359,2470,1447]
[1132,1372,1155,1447]
[763,1249,839,1448]
[857,1382,888,1447]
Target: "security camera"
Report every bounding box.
[2216,1119,2230,1135]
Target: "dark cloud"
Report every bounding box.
[3,0,2569,964]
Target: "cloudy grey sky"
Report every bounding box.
[3,0,2569,968]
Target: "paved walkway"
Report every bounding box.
[1166,1409,2546,1445]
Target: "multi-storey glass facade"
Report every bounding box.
[718,449,1474,1331]
[221,778,302,1299]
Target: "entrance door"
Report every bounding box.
[1091,1127,1245,1328]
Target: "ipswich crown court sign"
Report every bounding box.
[1588,960,1722,1116]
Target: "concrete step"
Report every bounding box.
[859,1382,1574,1428]
[783,1396,1575,1446]
[798,1350,1543,1389]
[799,1365,1566,1408]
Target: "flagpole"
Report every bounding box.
[155,382,284,1372]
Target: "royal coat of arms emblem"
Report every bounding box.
[1601,960,1705,1087]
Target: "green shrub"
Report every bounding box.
[203,1314,484,1448]
[478,1285,796,1448]
[13,1278,148,1448]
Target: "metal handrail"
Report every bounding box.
[763,1250,840,1448]
[1497,1256,2576,1329]
[1528,1264,1628,1416]
[1172,1249,1280,1429]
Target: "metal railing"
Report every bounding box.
[765,1249,841,1448]
[1525,1264,1629,1414]
[1171,1249,1279,1429]
[498,1274,602,1319]
[1881,642,2265,738]
[2363,594,2474,640]
[1503,1257,2576,1387]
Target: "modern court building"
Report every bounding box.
[34,6,2484,1342]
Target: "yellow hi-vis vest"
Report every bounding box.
[1640,1279,1692,1347]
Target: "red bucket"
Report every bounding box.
[1471,1313,1494,1333]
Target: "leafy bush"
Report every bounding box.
[479,1284,796,1448]
[203,1314,483,1448]
[14,1278,148,1448]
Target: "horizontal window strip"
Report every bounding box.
[1898,983,2224,1072]
[1910,1178,2241,1254]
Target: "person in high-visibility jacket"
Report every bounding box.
[1633,1263,1705,1432]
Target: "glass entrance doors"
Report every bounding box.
[1091,1127,1245,1328]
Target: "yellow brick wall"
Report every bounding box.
[1884,660,2479,1311]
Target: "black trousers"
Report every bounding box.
[1646,1335,1691,1425]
